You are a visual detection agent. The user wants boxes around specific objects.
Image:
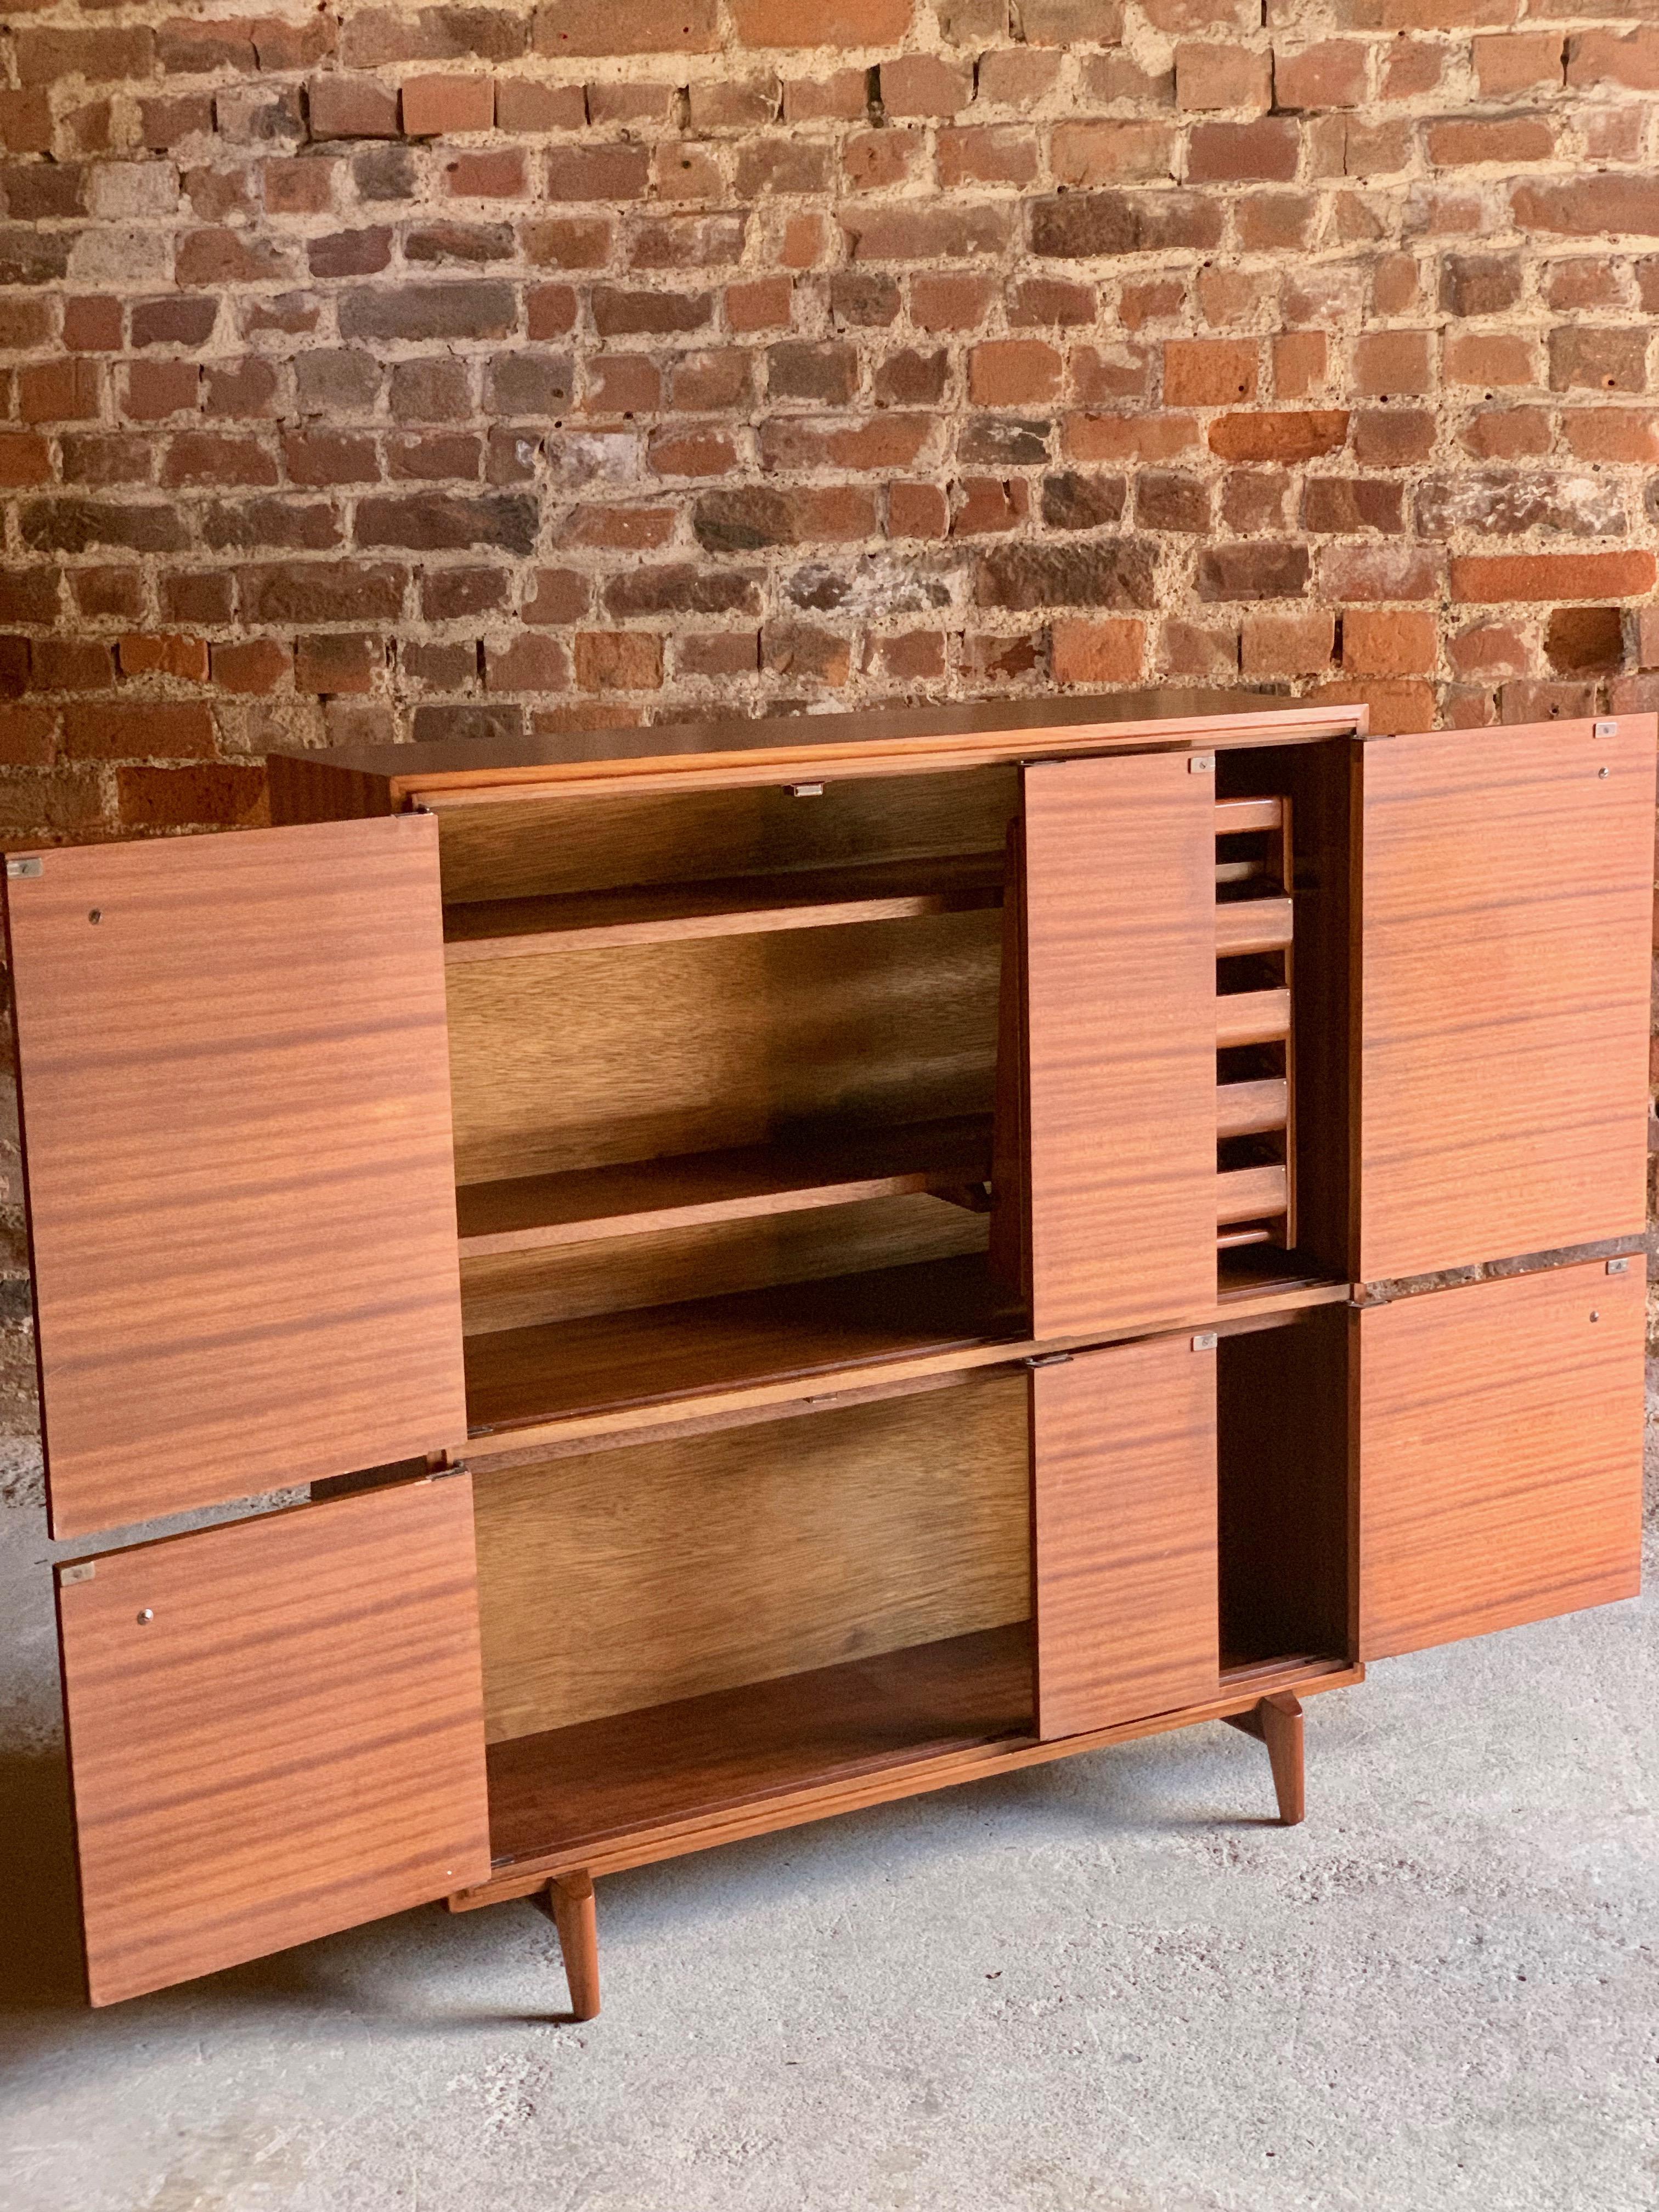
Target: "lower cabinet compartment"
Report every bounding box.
[470,1373,1037,1865]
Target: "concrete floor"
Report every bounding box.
[2,1431,1655,2212]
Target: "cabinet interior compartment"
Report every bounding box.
[471,1369,1034,1865]
[1215,736,1353,1294]
[443,769,1024,1436]
[1216,1306,1351,1673]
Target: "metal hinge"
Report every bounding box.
[428,1459,470,1481]
[59,1560,95,1585]
[1191,1331,1218,1352]
[1025,1351,1073,1368]
[787,783,825,798]
[5,857,42,879]
[1188,754,1216,775]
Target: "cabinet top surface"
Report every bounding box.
[269,689,1364,795]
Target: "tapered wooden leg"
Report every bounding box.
[1224,1692,1305,1825]
[548,1872,600,2020]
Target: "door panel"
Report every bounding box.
[1357,716,1655,1282]
[1022,753,1217,1340]
[5,814,467,1537]
[1355,1261,1643,1660]
[1031,1334,1218,1739]
[57,1476,490,2007]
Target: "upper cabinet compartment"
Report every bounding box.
[5,815,468,1539]
[1357,716,1656,1283]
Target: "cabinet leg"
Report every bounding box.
[548,1872,601,2020]
[1224,1692,1305,1826]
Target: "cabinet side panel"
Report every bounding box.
[57,1479,490,2007]
[6,814,466,1536]
[1032,1335,1219,1739]
[1357,716,1655,1281]
[1356,1262,1644,1660]
[1023,753,1217,1339]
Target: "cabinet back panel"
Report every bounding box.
[437,768,1018,905]
[446,910,1001,1186]
[461,1193,988,1335]
[473,1370,1031,1741]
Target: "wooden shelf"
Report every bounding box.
[486,1623,1034,1868]
[443,851,1007,962]
[464,1252,1022,1435]
[1215,797,1284,836]
[456,1117,994,1258]
[1216,895,1294,958]
[1217,1076,1289,1138]
[1217,987,1291,1048]
[1217,1163,1289,1226]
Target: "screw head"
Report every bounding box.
[88,908,101,923]
[136,1607,153,1624]
[1590,1311,1601,1323]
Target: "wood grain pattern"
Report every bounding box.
[1354,1260,1644,1659]
[474,1371,1030,1740]
[548,1874,600,2021]
[5,815,467,1538]
[445,910,1000,1188]
[455,1116,992,1256]
[459,1191,989,1339]
[1216,1164,1288,1225]
[1217,1077,1289,1138]
[1357,715,1656,1279]
[487,1624,1036,1866]
[1222,1693,1304,1825]
[1022,753,1217,1339]
[465,1252,1019,1433]
[444,853,1005,960]
[1215,895,1294,957]
[57,1479,490,2007]
[1216,988,1291,1048]
[435,768,1019,905]
[264,692,1362,808]
[465,1649,1360,1896]
[1031,1334,1220,1739]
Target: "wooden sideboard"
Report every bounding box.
[6,690,1651,2015]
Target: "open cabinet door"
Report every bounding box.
[1017,752,1217,1340]
[1353,1261,1643,1661]
[57,1476,490,2006]
[1356,716,1655,1283]
[5,814,467,1537]
[1031,1332,1218,1738]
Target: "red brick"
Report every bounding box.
[1051,121,1175,185]
[678,630,761,678]
[1241,610,1336,676]
[1352,330,1434,396]
[1165,340,1259,407]
[307,76,400,140]
[1305,679,1436,737]
[953,478,1031,535]
[1565,29,1659,92]
[1052,618,1145,684]
[65,701,216,760]
[402,75,495,135]
[1176,44,1272,111]
[968,340,1064,405]
[882,54,972,115]
[936,127,1040,190]
[119,764,266,830]
[649,426,741,477]
[889,482,950,538]
[211,639,291,692]
[484,634,570,692]
[119,634,209,682]
[1549,326,1647,393]
[1451,551,1656,602]
[1562,410,1659,464]
[1511,176,1659,239]
[1427,115,1555,166]
[1187,119,1299,182]
[729,0,913,42]
[1473,32,1563,95]
[15,28,155,86]
[64,296,122,352]
[296,633,381,694]
[574,631,665,691]
[1444,332,1537,387]
[1274,42,1368,108]
[19,360,101,425]
[30,640,114,693]
[444,149,526,198]
[1317,544,1442,601]
[1343,608,1437,675]
[533,0,719,52]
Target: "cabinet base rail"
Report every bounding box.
[499,1673,1334,2022]
[451,1657,1359,1998]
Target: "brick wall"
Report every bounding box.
[0,1,1655,845]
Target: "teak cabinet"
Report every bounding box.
[7,691,1651,2016]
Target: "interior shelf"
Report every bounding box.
[456,1116,994,1257]
[1217,987,1291,1048]
[1215,895,1294,957]
[464,1252,1022,1435]
[1216,1076,1289,1138]
[443,851,1007,961]
[486,1623,1035,1867]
